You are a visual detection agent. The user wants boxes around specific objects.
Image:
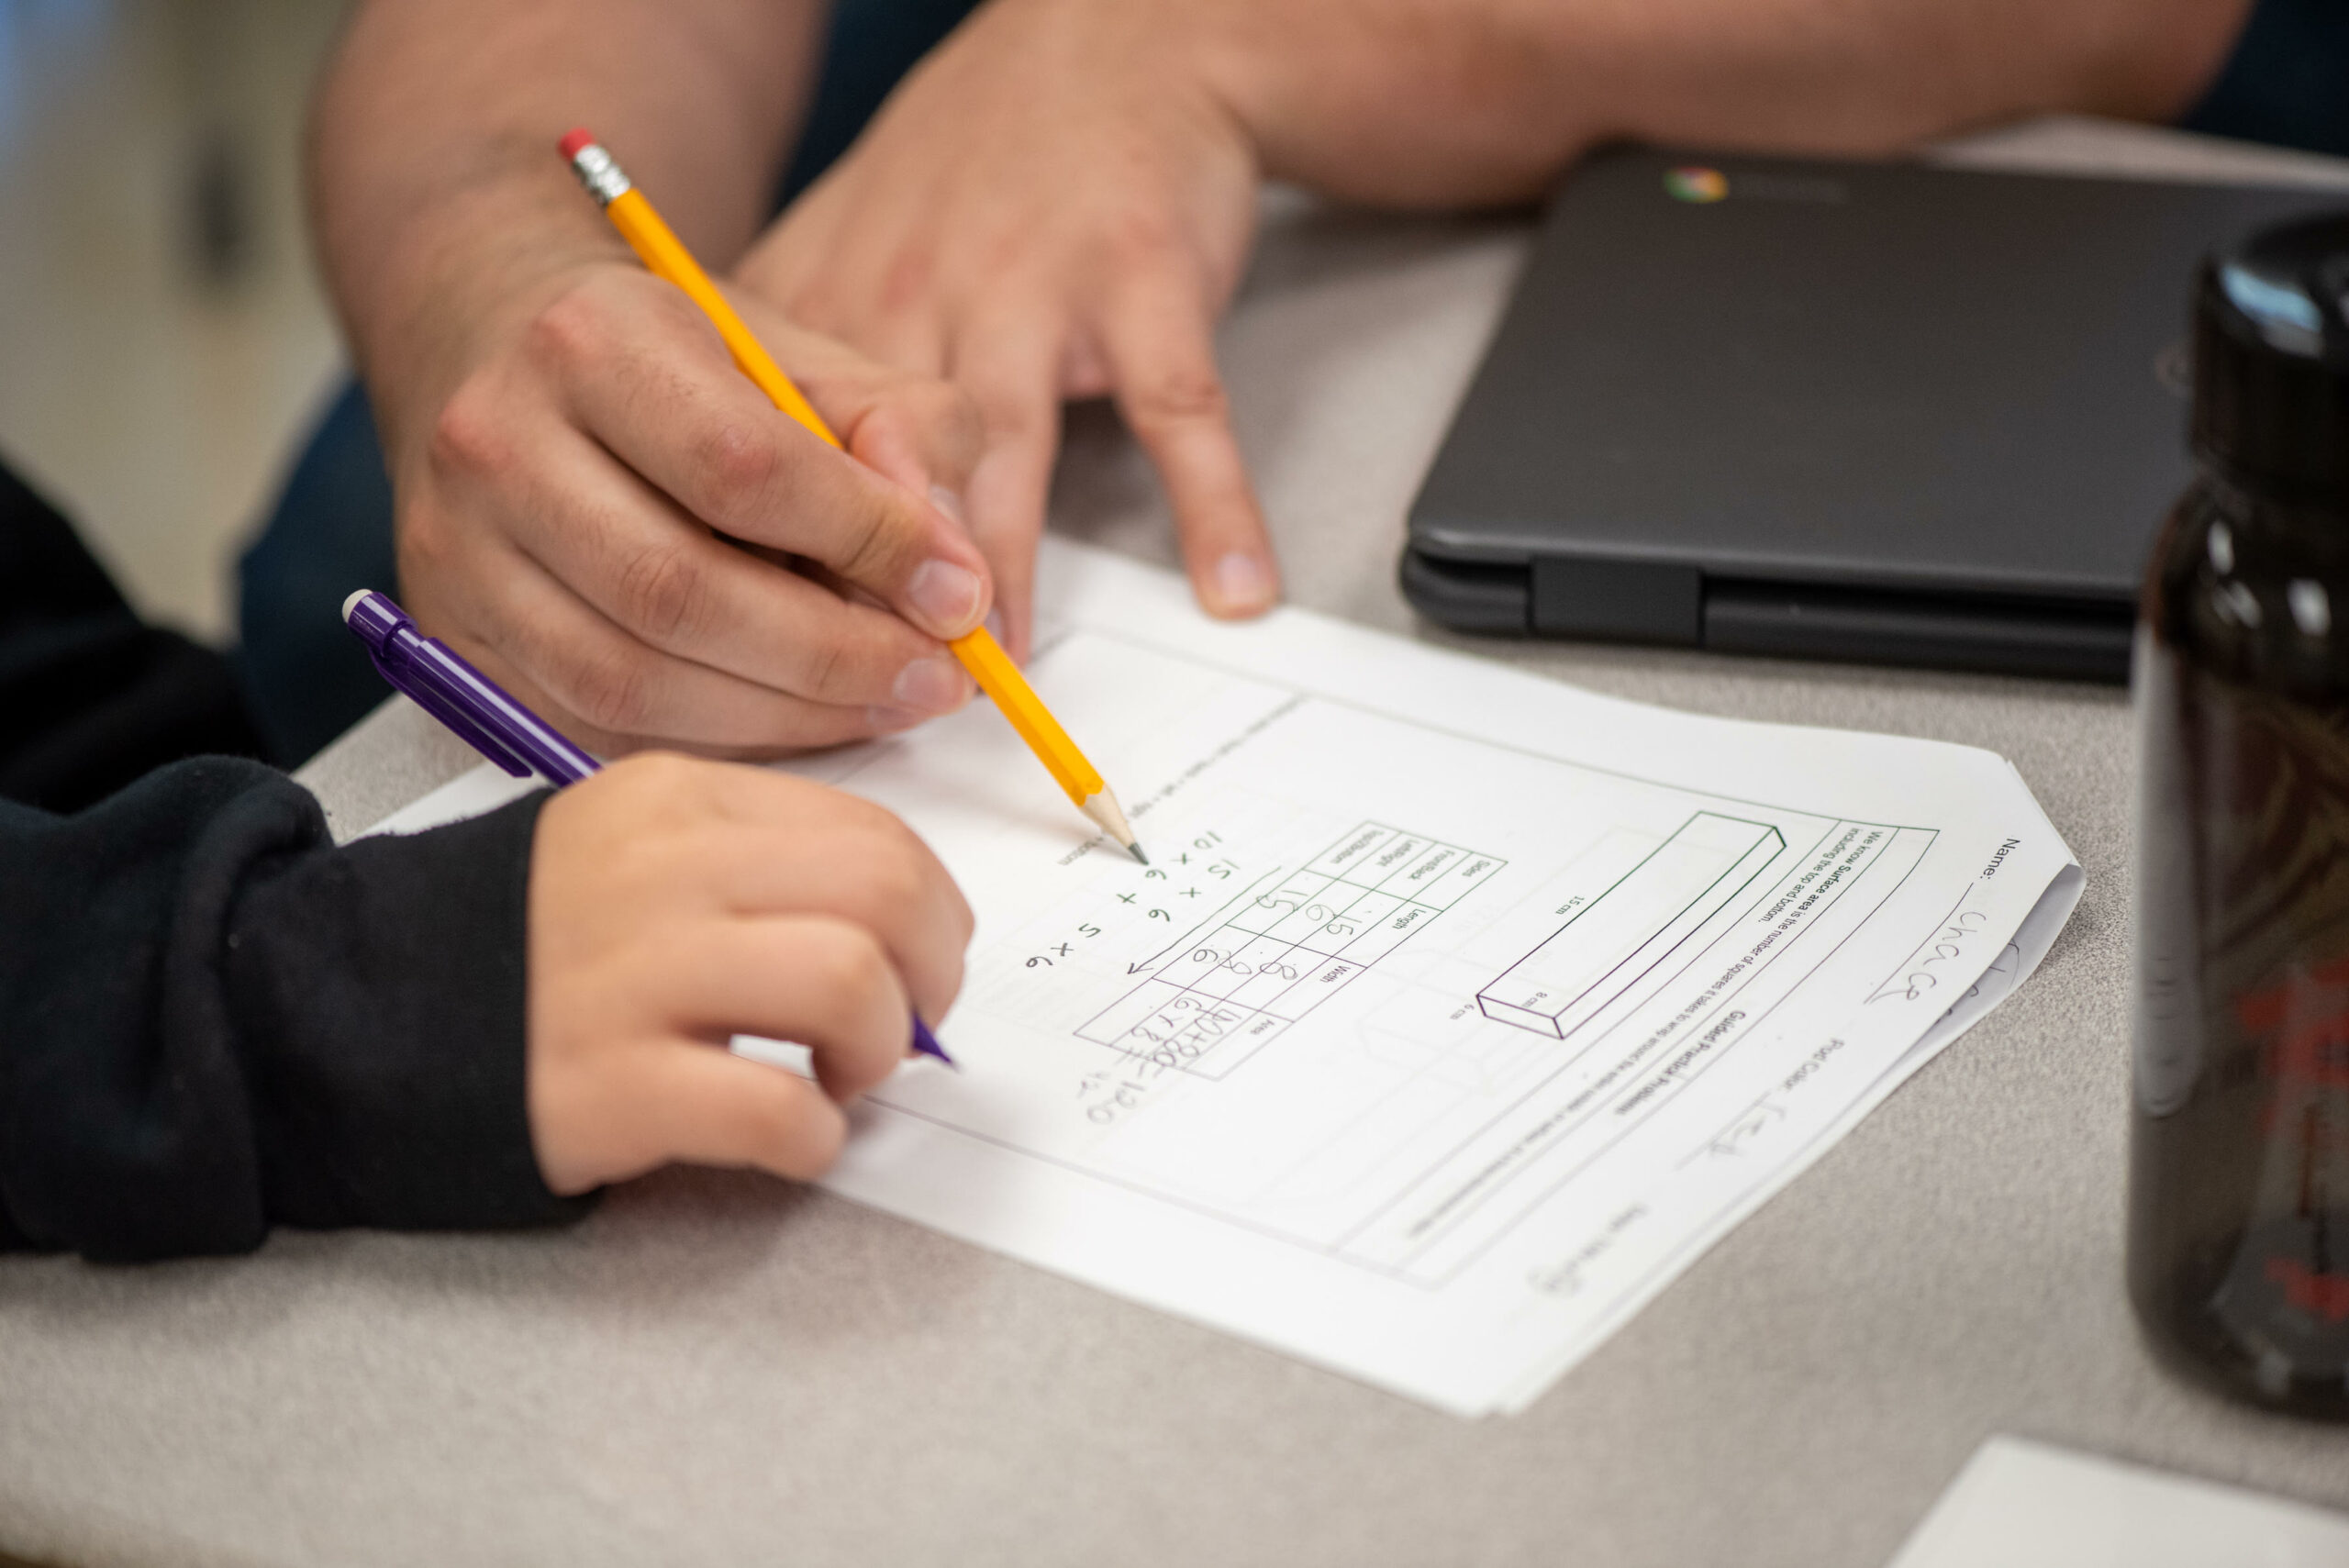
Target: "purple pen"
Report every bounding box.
[342,589,954,1069]
[342,591,598,785]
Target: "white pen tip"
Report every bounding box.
[340,589,370,624]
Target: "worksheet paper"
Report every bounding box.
[373,539,2083,1417]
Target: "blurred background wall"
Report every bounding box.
[0,0,349,641]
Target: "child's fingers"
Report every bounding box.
[659,769,971,1023]
[662,915,914,1103]
[707,825,971,1027]
[629,1042,851,1182]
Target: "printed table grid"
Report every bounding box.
[1077,822,1506,1080]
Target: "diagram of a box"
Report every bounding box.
[1476,814,1784,1039]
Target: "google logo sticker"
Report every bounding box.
[1664,166,1730,204]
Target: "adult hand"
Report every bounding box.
[736,0,1275,658]
[525,753,972,1193]
[389,256,995,759]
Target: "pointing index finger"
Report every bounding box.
[1096,262,1277,620]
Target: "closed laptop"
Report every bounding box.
[1403,148,2343,681]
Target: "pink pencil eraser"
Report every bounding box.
[557,128,596,161]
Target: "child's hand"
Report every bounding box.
[523,754,972,1195]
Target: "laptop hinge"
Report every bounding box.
[1701,580,2133,682]
[1531,557,1701,643]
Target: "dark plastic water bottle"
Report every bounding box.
[2130,214,2349,1419]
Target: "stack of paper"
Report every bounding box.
[378,541,2081,1416]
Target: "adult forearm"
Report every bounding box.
[1184,0,2255,206]
[309,0,822,443]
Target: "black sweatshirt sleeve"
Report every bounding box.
[0,458,273,804]
[0,758,585,1261]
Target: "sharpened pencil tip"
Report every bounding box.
[1130,843,1150,865]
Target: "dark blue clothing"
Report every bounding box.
[777,0,988,199]
[2182,0,2349,158]
[238,382,397,763]
[238,0,2347,762]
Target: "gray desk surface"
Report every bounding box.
[10,118,2349,1568]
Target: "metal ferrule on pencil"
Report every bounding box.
[565,142,630,207]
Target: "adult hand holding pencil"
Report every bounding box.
[317,70,1009,767]
[561,129,1146,862]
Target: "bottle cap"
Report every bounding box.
[2193,213,2349,503]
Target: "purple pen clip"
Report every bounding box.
[342,591,535,778]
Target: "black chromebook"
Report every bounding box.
[1403,146,2342,681]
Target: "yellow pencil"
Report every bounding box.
[560,128,1145,863]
